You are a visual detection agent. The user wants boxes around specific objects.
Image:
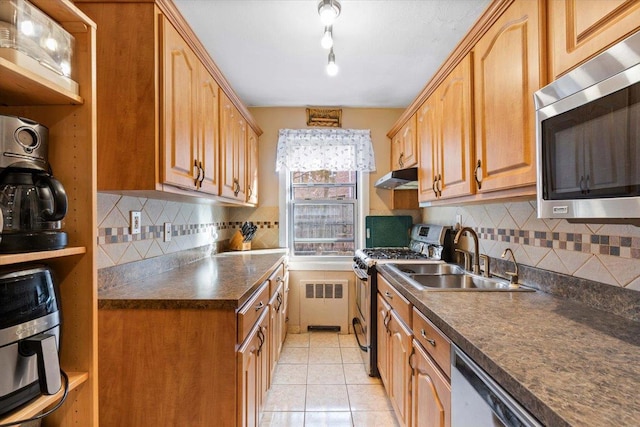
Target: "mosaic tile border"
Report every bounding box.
[478,227,640,260]
[98,221,279,245]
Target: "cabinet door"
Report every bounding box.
[280,271,290,351]
[438,54,473,200]
[392,115,418,170]
[388,310,413,427]
[417,99,438,202]
[197,65,220,195]
[411,340,450,427]
[269,282,283,383]
[549,1,640,79]
[473,0,542,193]
[161,19,199,190]
[238,311,268,427]
[247,126,259,205]
[377,293,391,387]
[220,91,247,201]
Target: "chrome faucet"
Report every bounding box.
[454,227,481,275]
[501,248,519,284]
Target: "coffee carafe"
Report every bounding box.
[0,169,68,252]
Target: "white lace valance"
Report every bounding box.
[275,128,376,172]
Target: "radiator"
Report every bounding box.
[299,280,349,333]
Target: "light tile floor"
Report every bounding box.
[260,332,400,427]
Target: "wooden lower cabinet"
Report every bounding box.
[388,310,413,427]
[238,310,269,427]
[98,260,288,427]
[411,340,451,427]
[269,281,284,381]
[377,294,391,387]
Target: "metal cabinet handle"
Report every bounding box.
[437,173,442,197]
[255,301,264,311]
[275,276,283,283]
[421,329,436,346]
[233,178,240,196]
[247,185,253,198]
[384,291,393,299]
[398,152,405,168]
[474,159,483,189]
[193,159,201,187]
[257,328,265,355]
[432,175,438,196]
[198,161,204,186]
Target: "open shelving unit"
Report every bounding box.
[0,0,97,426]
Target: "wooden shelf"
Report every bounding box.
[0,55,83,106]
[0,247,86,266]
[0,371,89,425]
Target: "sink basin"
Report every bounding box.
[390,263,465,275]
[408,274,531,291]
[387,263,533,292]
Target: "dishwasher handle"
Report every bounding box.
[452,345,542,427]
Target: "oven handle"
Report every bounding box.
[351,317,368,352]
[352,265,369,280]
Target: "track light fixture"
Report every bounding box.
[318,0,341,76]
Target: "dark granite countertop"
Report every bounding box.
[378,265,640,427]
[98,250,287,311]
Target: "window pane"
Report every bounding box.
[293,241,355,256]
[293,203,354,239]
[292,171,357,185]
[290,170,358,257]
[293,186,355,200]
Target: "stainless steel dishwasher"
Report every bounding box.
[451,345,542,427]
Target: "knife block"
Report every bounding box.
[229,230,251,251]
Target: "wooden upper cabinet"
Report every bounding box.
[161,19,199,190]
[247,127,259,205]
[417,99,438,202]
[549,0,640,79]
[472,0,543,193]
[391,115,418,170]
[197,69,220,195]
[77,1,258,203]
[220,91,247,201]
[418,55,473,203]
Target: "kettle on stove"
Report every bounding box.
[0,168,68,253]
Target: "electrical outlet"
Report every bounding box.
[455,214,462,228]
[164,222,172,242]
[130,211,141,234]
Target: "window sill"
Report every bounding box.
[288,257,353,271]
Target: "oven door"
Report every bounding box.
[352,265,378,377]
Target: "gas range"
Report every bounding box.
[353,224,453,271]
[351,223,453,377]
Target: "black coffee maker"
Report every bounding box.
[0,115,68,253]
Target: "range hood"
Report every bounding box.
[374,167,418,190]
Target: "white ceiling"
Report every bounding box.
[172,0,491,108]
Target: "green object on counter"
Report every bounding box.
[365,215,413,247]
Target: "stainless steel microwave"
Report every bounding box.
[534,30,640,223]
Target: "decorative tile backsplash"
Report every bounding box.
[97,194,282,269]
[424,200,640,291]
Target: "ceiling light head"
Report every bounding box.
[321,26,333,49]
[318,0,341,26]
[327,48,338,76]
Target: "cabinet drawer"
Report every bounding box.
[238,281,270,343]
[412,307,451,378]
[269,263,286,298]
[378,274,411,326]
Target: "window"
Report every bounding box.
[289,170,357,256]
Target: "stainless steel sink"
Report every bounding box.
[387,263,533,292]
[391,263,465,275]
